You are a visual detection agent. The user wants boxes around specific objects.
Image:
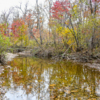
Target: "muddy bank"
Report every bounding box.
[32,47,62,58]
[84,63,100,71]
[31,49,100,71]
[0,50,30,65]
[18,50,32,57]
[32,48,100,63]
[13,49,100,72]
[0,53,18,65]
[63,52,100,71]
[0,48,100,72]
[5,53,18,62]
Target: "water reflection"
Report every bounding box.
[0,57,100,100]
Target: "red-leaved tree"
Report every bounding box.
[51,0,70,19]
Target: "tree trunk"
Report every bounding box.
[36,0,42,45]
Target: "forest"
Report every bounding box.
[0,0,100,63]
[0,0,100,100]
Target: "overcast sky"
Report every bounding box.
[0,0,45,12]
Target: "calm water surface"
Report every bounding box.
[0,57,100,100]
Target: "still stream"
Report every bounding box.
[0,57,100,100]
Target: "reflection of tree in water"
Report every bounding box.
[0,57,51,100]
[48,61,100,100]
[0,58,100,100]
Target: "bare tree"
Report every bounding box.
[36,0,43,45]
[15,2,30,21]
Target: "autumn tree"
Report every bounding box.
[10,19,28,46]
[50,0,100,52]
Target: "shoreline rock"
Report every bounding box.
[5,53,18,62]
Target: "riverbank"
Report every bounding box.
[0,53,18,65]
[31,48,100,71]
[0,48,100,72]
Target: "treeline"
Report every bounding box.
[0,0,100,56]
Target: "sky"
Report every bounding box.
[0,0,45,13]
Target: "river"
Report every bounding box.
[0,57,100,100]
